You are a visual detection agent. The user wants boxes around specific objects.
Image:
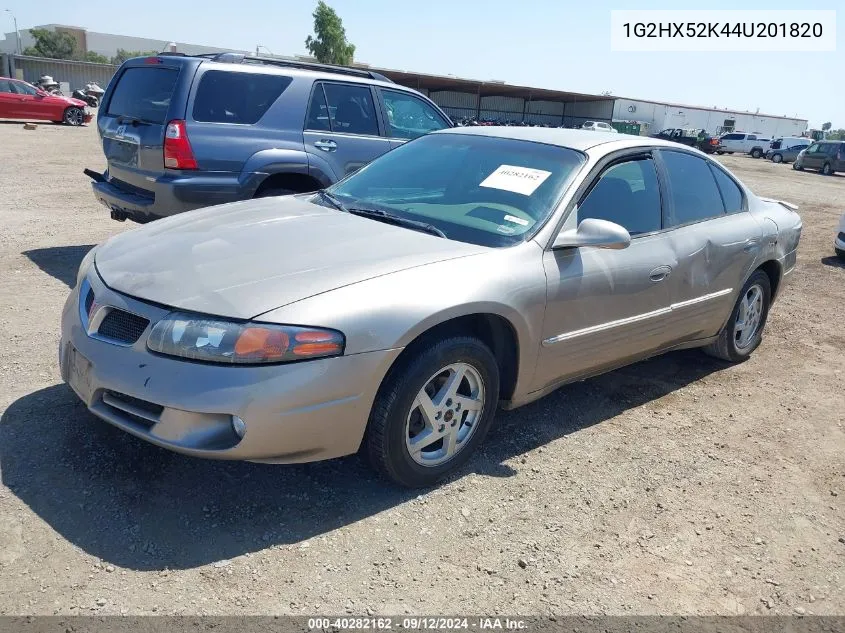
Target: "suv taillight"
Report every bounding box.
[164,120,197,170]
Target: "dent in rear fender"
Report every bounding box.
[257,246,548,400]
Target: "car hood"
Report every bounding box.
[95,196,488,320]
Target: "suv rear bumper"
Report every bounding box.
[88,169,255,223]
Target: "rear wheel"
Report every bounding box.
[365,336,499,488]
[822,162,834,176]
[703,270,771,363]
[63,107,84,126]
[772,153,783,163]
[751,148,763,158]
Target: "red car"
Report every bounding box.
[0,77,92,125]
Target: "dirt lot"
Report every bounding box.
[0,121,842,617]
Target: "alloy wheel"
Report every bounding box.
[734,284,764,350]
[405,363,485,467]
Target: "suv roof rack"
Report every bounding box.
[199,52,394,83]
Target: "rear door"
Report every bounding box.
[655,149,763,343]
[99,60,186,193]
[303,81,391,179]
[376,88,451,149]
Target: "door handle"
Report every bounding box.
[649,265,672,282]
[314,140,337,152]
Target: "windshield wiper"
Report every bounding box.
[346,206,447,239]
[319,192,446,238]
[317,190,349,213]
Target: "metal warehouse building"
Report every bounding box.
[612,97,808,139]
[370,68,615,128]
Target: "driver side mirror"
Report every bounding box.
[552,218,631,250]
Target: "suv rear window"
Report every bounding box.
[192,70,292,124]
[107,67,179,124]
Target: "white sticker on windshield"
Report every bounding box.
[504,214,529,226]
[479,165,552,196]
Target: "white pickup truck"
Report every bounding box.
[717,132,772,157]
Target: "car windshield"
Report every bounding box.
[326,133,586,247]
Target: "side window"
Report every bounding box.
[577,156,662,236]
[747,134,757,141]
[323,83,379,136]
[0,80,12,93]
[192,71,291,124]
[709,164,744,214]
[381,89,448,139]
[11,81,37,96]
[722,133,741,141]
[305,84,331,131]
[661,151,725,226]
[807,143,820,153]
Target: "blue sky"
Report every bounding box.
[3,0,842,127]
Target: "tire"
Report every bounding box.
[254,187,296,198]
[365,336,500,488]
[793,161,803,171]
[837,248,845,260]
[63,107,84,126]
[822,162,834,176]
[772,153,783,164]
[751,148,762,158]
[703,270,771,363]
[715,150,724,155]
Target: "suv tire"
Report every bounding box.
[751,148,763,158]
[822,162,834,176]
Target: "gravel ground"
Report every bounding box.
[0,121,842,616]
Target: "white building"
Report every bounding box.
[613,97,807,138]
[0,24,245,58]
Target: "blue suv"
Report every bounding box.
[86,53,452,223]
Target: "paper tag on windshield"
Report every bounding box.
[479,165,552,196]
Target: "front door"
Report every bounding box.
[533,153,676,391]
[303,81,392,180]
[0,79,17,118]
[801,142,825,170]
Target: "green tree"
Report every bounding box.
[81,51,110,64]
[110,48,160,65]
[305,1,355,65]
[22,28,76,59]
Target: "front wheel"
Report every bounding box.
[365,336,500,488]
[63,107,84,126]
[703,270,771,363]
[751,148,762,158]
[772,153,783,164]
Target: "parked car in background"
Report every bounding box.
[63,128,802,487]
[651,128,718,153]
[581,121,617,132]
[835,213,845,259]
[86,52,452,224]
[766,137,812,163]
[717,132,770,156]
[792,140,845,175]
[0,77,91,125]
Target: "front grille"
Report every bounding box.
[102,390,163,427]
[97,309,149,345]
[84,288,94,315]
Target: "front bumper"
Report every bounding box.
[60,271,401,463]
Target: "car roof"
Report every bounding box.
[433,126,686,152]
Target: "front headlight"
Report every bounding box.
[76,246,98,287]
[147,314,345,365]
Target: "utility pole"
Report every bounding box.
[4,9,20,54]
